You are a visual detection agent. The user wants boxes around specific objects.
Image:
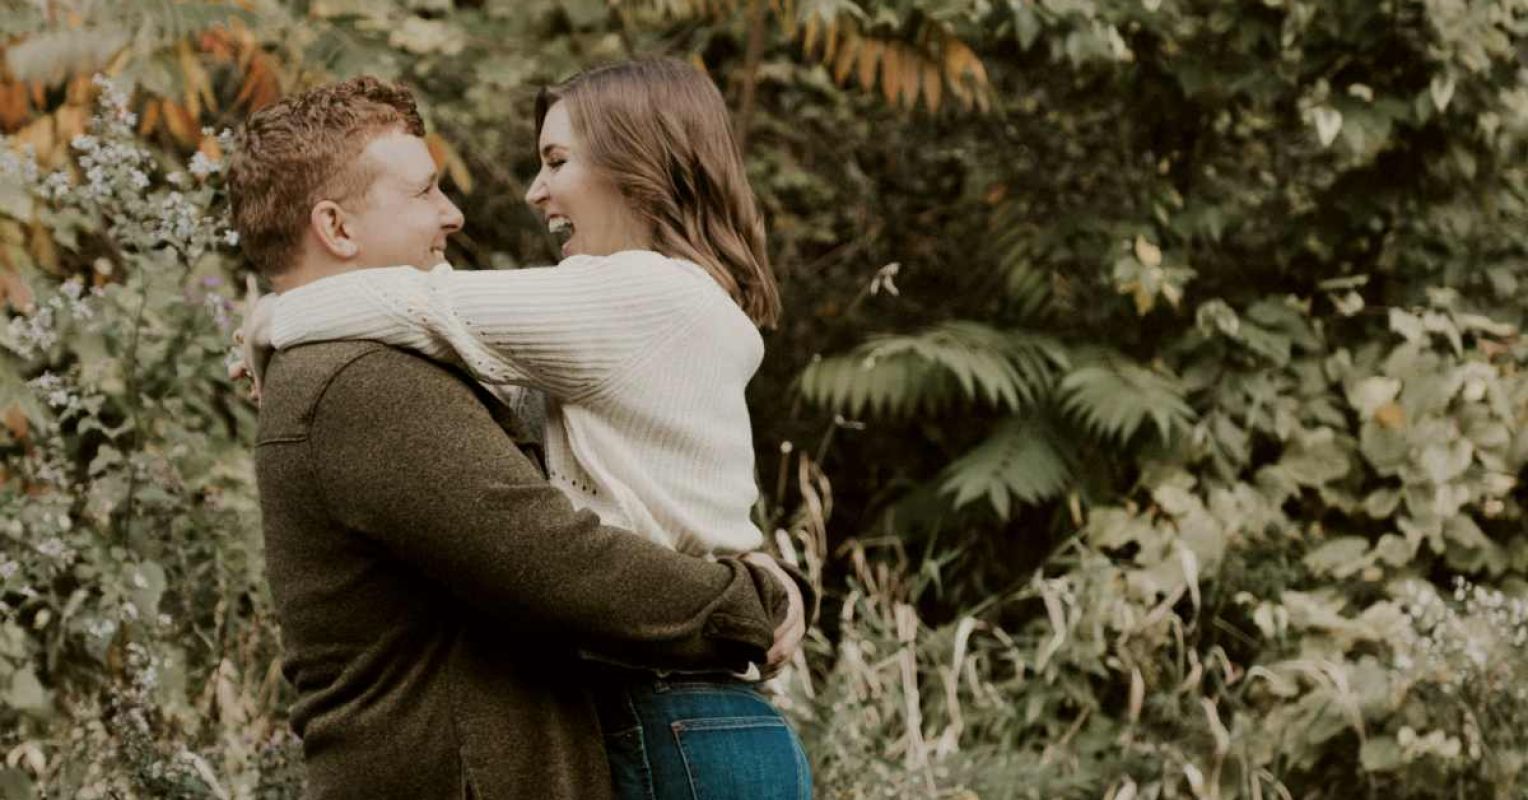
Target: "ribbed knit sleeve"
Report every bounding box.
[269,252,711,400]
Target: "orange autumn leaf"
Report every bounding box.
[1375,402,1406,430]
[2,403,27,442]
[161,98,199,147]
[0,82,30,132]
[0,262,33,312]
[424,132,473,194]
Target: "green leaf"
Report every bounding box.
[1058,349,1194,443]
[5,668,50,717]
[1303,536,1371,579]
[800,322,1067,417]
[940,416,1073,517]
[1360,736,1405,773]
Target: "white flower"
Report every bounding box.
[188,151,220,178]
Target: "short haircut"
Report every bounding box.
[226,76,425,278]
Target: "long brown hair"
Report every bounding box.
[536,58,781,328]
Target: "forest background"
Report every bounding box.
[1,0,1527,798]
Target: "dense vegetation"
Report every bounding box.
[2,0,1527,797]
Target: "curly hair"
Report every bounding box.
[227,76,425,278]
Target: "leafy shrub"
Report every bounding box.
[0,79,295,799]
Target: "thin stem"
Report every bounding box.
[736,0,769,153]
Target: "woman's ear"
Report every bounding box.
[310,200,359,259]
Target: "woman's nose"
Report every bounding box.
[525,172,548,207]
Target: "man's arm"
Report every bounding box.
[306,347,789,671]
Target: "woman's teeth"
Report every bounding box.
[548,217,574,242]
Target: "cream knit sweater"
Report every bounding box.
[268,251,766,556]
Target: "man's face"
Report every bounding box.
[340,129,464,269]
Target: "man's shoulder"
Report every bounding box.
[257,342,474,442]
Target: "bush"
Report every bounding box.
[0,79,296,798]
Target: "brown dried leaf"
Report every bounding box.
[235,53,281,112]
[802,14,819,58]
[833,33,860,85]
[161,99,198,147]
[822,16,840,64]
[12,115,56,167]
[3,403,27,442]
[0,82,30,132]
[54,104,87,143]
[922,57,941,112]
[28,219,57,273]
[425,132,473,194]
[1375,403,1406,429]
[899,43,921,109]
[0,263,32,312]
[138,98,161,136]
[856,39,880,92]
[880,41,900,105]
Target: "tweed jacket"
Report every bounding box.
[255,341,792,799]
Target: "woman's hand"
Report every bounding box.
[742,551,806,676]
[228,274,276,405]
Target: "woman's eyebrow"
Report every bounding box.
[540,143,566,158]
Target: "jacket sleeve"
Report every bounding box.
[305,347,787,671]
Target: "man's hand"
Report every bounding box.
[228,274,276,405]
[742,551,805,676]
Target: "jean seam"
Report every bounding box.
[657,682,760,695]
[671,716,788,732]
[623,688,659,800]
[672,722,703,800]
[793,726,811,800]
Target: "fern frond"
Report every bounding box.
[799,322,1068,418]
[1058,348,1195,444]
[990,214,1057,321]
[941,416,1072,518]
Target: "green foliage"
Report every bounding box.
[1059,349,1195,445]
[0,81,288,798]
[941,416,1073,514]
[800,322,1067,417]
[1,0,1526,797]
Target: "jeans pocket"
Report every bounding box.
[671,716,812,800]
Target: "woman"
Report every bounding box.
[247,58,812,799]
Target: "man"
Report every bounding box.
[227,76,807,799]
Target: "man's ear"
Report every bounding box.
[310,200,359,259]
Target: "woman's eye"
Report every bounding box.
[548,159,565,170]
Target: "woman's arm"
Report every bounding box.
[269,254,709,400]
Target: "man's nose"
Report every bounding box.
[441,198,464,232]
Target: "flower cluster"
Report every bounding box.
[1394,577,1528,704]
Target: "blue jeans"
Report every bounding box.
[592,673,812,800]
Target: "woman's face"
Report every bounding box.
[526,101,651,259]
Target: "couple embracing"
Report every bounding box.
[227,58,815,799]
